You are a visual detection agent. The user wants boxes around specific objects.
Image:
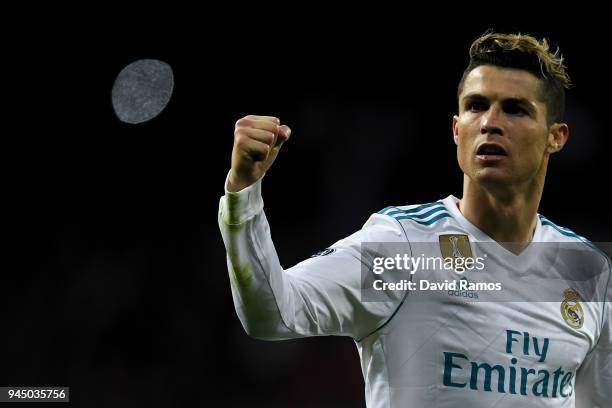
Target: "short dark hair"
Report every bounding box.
[457,32,571,124]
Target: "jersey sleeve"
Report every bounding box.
[218,173,407,341]
[575,255,612,408]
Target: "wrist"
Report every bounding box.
[221,171,265,224]
[227,171,251,193]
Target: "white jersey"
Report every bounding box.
[218,175,611,408]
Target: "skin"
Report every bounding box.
[228,115,291,192]
[452,65,569,252]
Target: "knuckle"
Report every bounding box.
[235,118,251,128]
[234,135,246,148]
[266,122,279,133]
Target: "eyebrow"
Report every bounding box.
[462,93,537,113]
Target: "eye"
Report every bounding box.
[504,104,528,116]
[467,101,487,112]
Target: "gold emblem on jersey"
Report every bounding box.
[439,234,473,260]
[560,288,584,330]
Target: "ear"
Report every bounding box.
[547,122,569,154]
[452,115,460,145]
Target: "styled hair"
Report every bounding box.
[457,32,571,124]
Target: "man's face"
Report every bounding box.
[453,65,557,189]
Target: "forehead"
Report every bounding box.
[460,65,543,102]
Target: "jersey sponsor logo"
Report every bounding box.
[443,329,575,399]
[310,248,335,258]
[560,288,584,330]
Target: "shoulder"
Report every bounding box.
[539,213,611,279]
[538,214,593,244]
[326,201,452,249]
[375,199,455,228]
[367,199,457,241]
[377,201,451,225]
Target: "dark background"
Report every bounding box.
[2,14,610,407]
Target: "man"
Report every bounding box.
[218,33,611,407]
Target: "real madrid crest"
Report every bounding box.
[560,288,584,330]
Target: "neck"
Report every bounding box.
[459,168,547,253]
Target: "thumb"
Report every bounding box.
[274,125,291,147]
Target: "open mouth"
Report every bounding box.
[476,143,508,156]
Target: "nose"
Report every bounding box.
[480,105,504,136]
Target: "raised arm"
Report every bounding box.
[218,115,405,341]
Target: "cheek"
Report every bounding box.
[456,122,476,152]
[457,138,470,158]
[455,127,473,169]
[515,127,549,157]
[510,140,548,174]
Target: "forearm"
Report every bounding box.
[218,177,304,340]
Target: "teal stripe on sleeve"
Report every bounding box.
[379,201,443,216]
[388,205,446,220]
[394,212,452,225]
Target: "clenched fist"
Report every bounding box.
[228,115,291,192]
